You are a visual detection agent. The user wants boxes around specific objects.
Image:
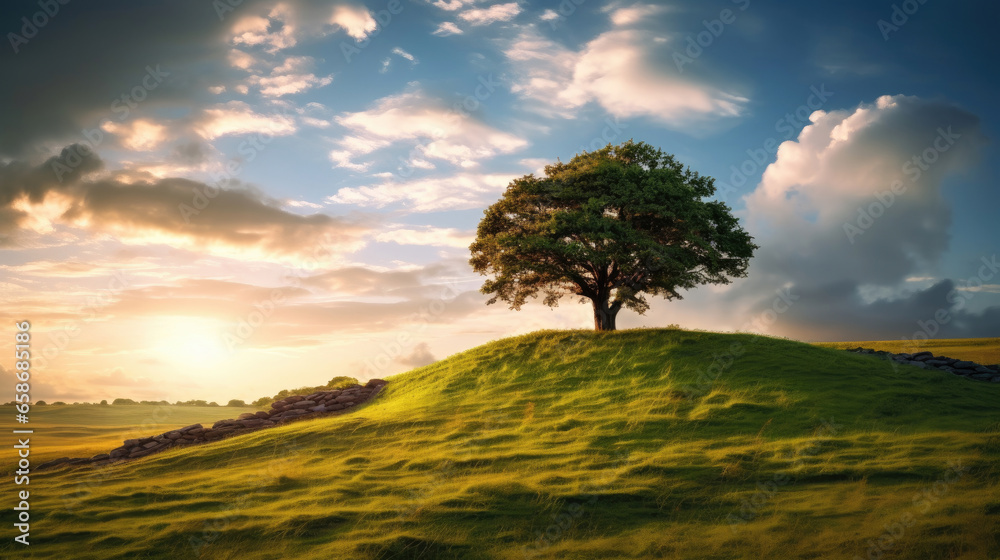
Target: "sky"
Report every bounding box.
[1,0,998,403]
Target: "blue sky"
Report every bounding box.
[1,0,997,402]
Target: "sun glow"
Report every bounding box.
[153,318,230,366]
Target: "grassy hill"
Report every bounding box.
[4,329,999,559]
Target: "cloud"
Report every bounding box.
[608,4,668,26]
[0,0,373,157]
[504,18,747,125]
[330,4,378,39]
[459,3,521,25]
[636,95,997,341]
[374,226,475,248]
[194,101,297,139]
[249,55,333,97]
[330,89,527,169]
[396,342,437,367]
[327,172,514,212]
[101,119,168,151]
[432,22,464,36]
[0,149,373,263]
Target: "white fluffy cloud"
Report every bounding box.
[459,3,521,25]
[375,226,475,248]
[505,14,747,126]
[634,95,995,341]
[330,89,527,170]
[432,21,464,36]
[327,172,514,212]
[330,4,377,39]
[195,101,297,139]
[101,119,167,151]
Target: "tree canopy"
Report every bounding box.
[469,140,757,331]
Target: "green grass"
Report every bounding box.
[814,337,1000,366]
[3,329,999,559]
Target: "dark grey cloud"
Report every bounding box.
[0,147,375,256]
[0,0,368,156]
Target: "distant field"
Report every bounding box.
[1,405,260,463]
[813,337,1000,365]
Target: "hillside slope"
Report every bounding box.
[6,330,999,559]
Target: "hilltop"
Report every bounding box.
[5,329,998,559]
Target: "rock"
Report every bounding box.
[309,405,327,412]
[911,351,934,361]
[91,453,110,461]
[123,439,140,447]
[925,359,950,366]
[326,403,345,411]
[306,392,325,401]
[109,447,129,459]
[38,457,71,470]
[971,373,994,381]
[896,353,913,360]
[953,369,977,376]
[67,458,92,465]
[237,412,258,420]
[238,419,273,428]
[974,366,994,374]
[992,376,1000,383]
[138,436,155,445]
[142,441,162,449]
[953,360,976,369]
[179,424,203,432]
[285,395,305,404]
[292,400,317,409]
[254,411,271,419]
[907,361,928,369]
[333,395,356,403]
[212,419,240,429]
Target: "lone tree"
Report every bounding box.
[470,140,757,331]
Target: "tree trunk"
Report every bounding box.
[592,297,621,331]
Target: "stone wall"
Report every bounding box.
[37,379,387,470]
[848,348,1000,382]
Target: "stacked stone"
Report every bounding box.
[849,348,1000,382]
[36,379,387,471]
[267,382,383,421]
